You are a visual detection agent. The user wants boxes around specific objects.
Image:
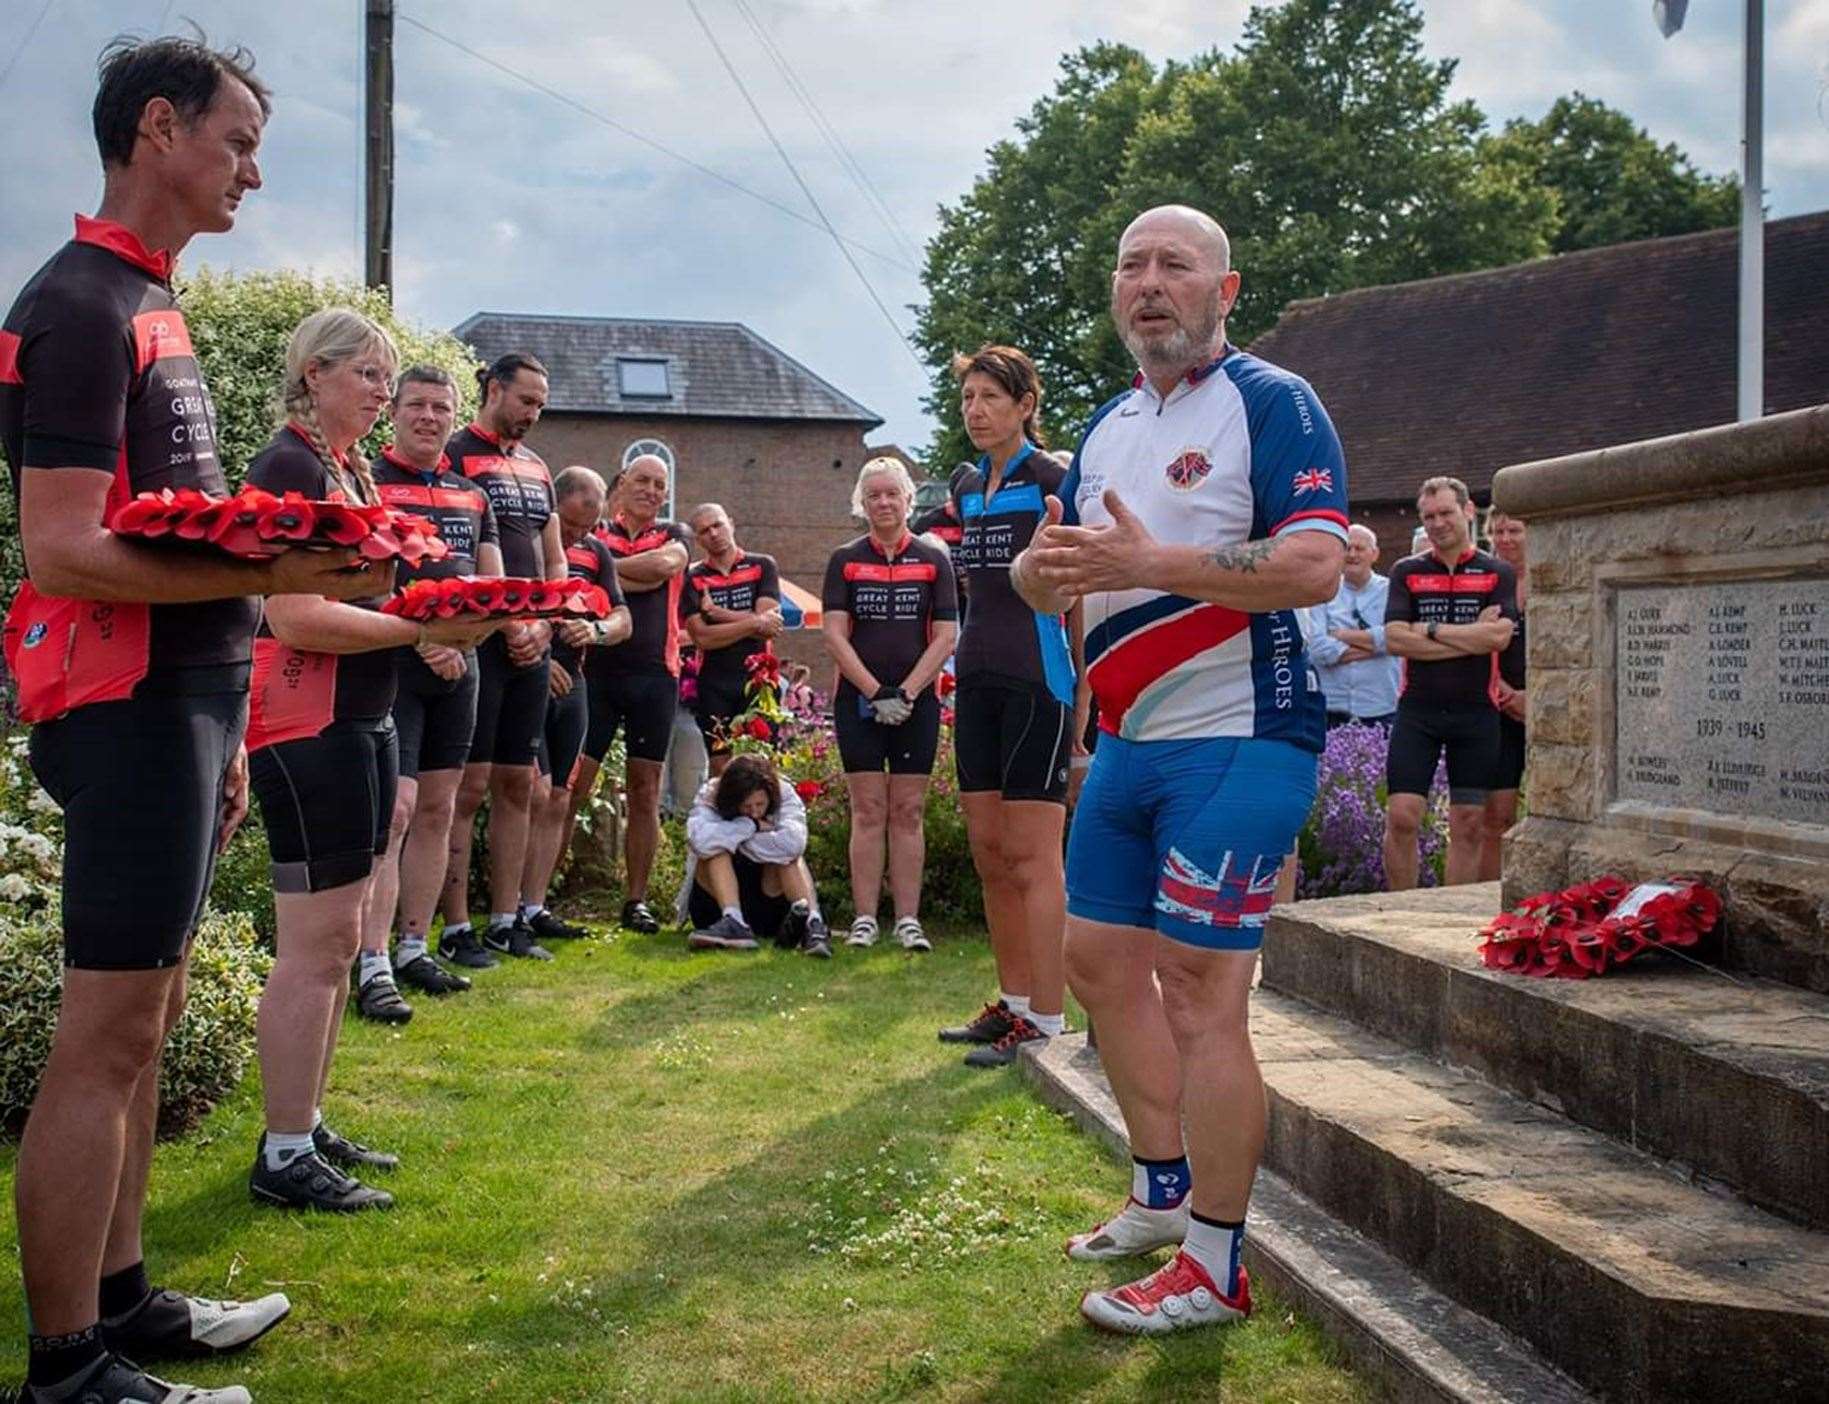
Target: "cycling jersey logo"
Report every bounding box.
[1292,468,1334,495]
[1164,448,1212,492]
[21,622,47,648]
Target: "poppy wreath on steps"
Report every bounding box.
[1476,875,1722,979]
[380,575,612,622]
[109,485,448,566]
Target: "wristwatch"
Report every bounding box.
[1426,621,1440,642]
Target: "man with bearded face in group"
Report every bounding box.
[1014,205,1348,1337]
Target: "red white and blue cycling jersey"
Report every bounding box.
[1061,347,1349,752]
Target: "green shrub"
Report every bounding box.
[209,810,277,947]
[0,908,270,1139]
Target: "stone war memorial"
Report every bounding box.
[1026,405,1829,1403]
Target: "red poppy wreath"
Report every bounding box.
[1476,875,1722,980]
[380,576,612,622]
[109,485,448,565]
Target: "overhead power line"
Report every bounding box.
[729,0,923,270]
[0,0,58,96]
[684,0,924,370]
[395,10,916,277]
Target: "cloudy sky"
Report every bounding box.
[3,1,1825,453]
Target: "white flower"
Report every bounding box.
[0,873,34,902]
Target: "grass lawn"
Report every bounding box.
[0,915,1368,1403]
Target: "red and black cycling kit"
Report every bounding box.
[243,427,397,751]
[821,530,957,775]
[1,216,257,710]
[445,422,553,768]
[243,427,398,892]
[1495,602,1528,790]
[1,216,255,966]
[1383,546,1519,803]
[374,447,499,778]
[948,444,1074,802]
[443,421,554,578]
[680,550,780,748]
[536,535,626,783]
[557,534,626,677]
[586,515,691,764]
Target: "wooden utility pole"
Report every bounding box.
[364,0,395,299]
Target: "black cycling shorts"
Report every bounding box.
[394,648,479,779]
[470,634,548,768]
[688,850,791,940]
[251,719,398,894]
[28,677,246,970]
[833,686,942,776]
[1493,714,1526,793]
[1387,701,1501,805]
[692,670,750,756]
[537,674,589,784]
[585,668,678,765]
[954,677,1071,804]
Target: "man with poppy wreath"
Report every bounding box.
[0,35,384,1403]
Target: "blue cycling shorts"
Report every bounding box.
[1066,734,1317,950]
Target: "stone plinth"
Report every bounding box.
[1493,405,1829,991]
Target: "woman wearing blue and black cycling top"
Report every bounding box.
[935,345,1079,1068]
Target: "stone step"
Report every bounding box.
[1253,986,1829,1403]
[1023,1032,1596,1404]
[1259,884,1829,1230]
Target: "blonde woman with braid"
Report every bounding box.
[244,309,490,1211]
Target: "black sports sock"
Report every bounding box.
[98,1261,152,1321]
[26,1324,106,1388]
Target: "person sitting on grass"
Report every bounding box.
[682,753,831,956]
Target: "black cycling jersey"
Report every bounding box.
[680,551,780,684]
[443,421,553,578]
[949,443,1071,702]
[910,497,963,549]
[593,515,690,678]
[1384,547,1518,708]
[557,534,626,677]
[821,531,957,698]
[1,215,258,699]
[374,446,499,583]
[1500,604,1527,690]
[244,427,397,750]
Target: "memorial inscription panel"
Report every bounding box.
[1615,577,1829,826]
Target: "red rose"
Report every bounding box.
[747,716,772,740]
[936,671,956,700]
[794,779,823,803]
[940,706,955,728]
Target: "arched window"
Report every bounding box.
[621,438,676,520]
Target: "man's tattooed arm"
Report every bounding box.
[1206,539,1277,574]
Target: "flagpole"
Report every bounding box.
[1739,0,1763,421]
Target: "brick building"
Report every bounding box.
[455,313,889,664]
[1247,211,1829,565]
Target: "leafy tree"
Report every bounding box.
[915,1,1555,465]
[1481,93,1740,254]
[914,0,1733,466]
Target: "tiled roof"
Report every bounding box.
[1246,211,1829,504]
[452,313,881,426]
